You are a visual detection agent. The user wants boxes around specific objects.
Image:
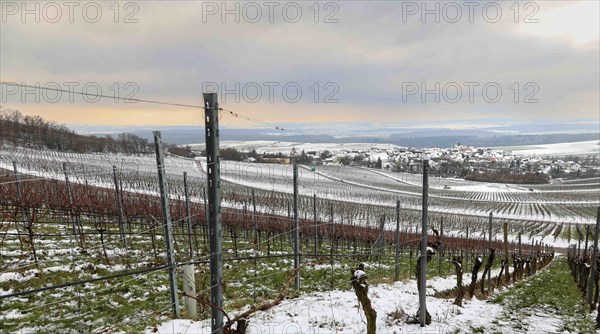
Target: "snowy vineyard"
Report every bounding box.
[0,146,598,333]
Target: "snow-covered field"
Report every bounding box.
[2,146,598,243]
[151,266,512,334]
[193,139,600,159]
[508,140,600,157]
[151,257,594,334]
[1,146,597,333]
[190,140,399,155]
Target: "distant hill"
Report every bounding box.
[64,119,600,149]
[81,126,599,149]
[0,107,181,155]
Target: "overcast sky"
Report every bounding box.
[1,1,598,128]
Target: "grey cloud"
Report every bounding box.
[1,1,597,124]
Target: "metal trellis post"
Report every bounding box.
[293,161,300,290]
[587,207,599,307]
[183,172,193,259]
[488,212,493,291]
[203,93,223,333]
[395,200,401,281]
[153,131,180,319]
[113,165,128,248]
[419,159,429,327]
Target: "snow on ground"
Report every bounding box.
[150,266,516,334]
[0,309,26,320]
[0,272,35,283]
[448,183,529,193]
[509,140,600,157]
[152,256,597,334]
[151,289,499,334]
[369,168,531,193]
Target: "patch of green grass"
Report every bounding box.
[469,325,485,333]
[0,220,475,333]
[492,258,596,333]
[560,224,572,241]
[490,293,505,304]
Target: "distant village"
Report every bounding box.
[204,144,600,184]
